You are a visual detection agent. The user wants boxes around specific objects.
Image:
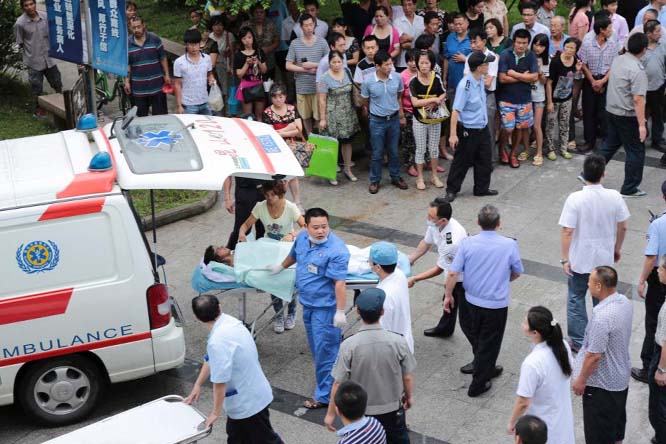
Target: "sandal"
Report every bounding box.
[560,150,573,159]
[416,178,426,190]
[499,148,509,164]
[546,151,557,161]
[510,156,520,168]
[517,151,530,161]
[431,176,444,188]
[532,155,543,166]
[407,165,418,177]
[303,398,328,409]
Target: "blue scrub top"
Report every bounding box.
[646,212,666,260]
[450,230,524,309]
[453,73,488,128]
[289,230,350,308]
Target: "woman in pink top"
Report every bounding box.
[400,49,419,177]
[569,0,591,41]
[364,6,401,58]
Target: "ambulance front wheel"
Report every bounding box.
[18,355,103,425]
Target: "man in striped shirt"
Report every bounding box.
[333,381,387,444]
[124,16,171,116]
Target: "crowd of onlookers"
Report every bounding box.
[13,0,666,442]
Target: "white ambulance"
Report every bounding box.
[0,112,302,425]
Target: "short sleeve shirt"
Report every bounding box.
[332,324,417,415]
[646,212,666,258]
[641,42,666,91]
[558,184,630,274]
[606,53,648,116]
[464,48,499,91]
[233,49,266,83]
[286,37,330,94]
[452,74,488,128]
[548,54,578,102]
[288,230,350,308]
[128,32,167,97]
[409,73,446,124]
[173,53,212,106]
[207,314,273,419]
[423,217,468,281]
[497,49,538,104]
[354,57,376,84]
[570,12,590,39]
[377,269,414,353]
[531,59,549,103]
[573,293,633,391]
[481,0,508,24]
[251,200,300,240]
[655,300,666,346]
[361,71,404,116]
[444,33,472,88]
[449,231,524,309]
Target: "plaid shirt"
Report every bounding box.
[578,35,619,77]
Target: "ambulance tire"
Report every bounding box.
[18,355,103,426]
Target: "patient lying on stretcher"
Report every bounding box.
[200,245,235,283]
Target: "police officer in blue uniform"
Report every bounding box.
[268,207,350,408]
[442,51,498,203]
[633,180,666,383]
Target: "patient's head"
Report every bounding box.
[203,245,232,265]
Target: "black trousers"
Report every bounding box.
[458,296,507,390]
[647,85,666,144]
[446,126,492,195]
[650,345,666,443]
[370,408,410,444]
[597,112,646,195]
[134,92,168,117]
[582,386,628,444]
[226,186,265,250]
[581,79,608,147]
[642,268,666,370]
[430,282,464,336]
[226,406,283,444]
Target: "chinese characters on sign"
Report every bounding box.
[91,0,128,76]
[46,0,84,64]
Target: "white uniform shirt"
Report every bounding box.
[423,217,468,282]
[517,341,575,444]
[463,47,499,91]
[377,269,414,353]
[393,14,424,68]
[558,184,630,274]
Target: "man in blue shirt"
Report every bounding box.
[185,295,283,443]
[497,28,538,168]
[634,180,666,383]
[443,51,498,203]
[269,207,350,408]
[444,13,472,96]
[361,51,409,194]
[444,205,524,397]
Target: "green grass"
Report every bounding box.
[0,73,55,140]
[135,0,193,42]
[129,189,210,217]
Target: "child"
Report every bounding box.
[334,381,387,444]
[519,33,549,166]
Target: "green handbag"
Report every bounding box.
[305,133,339,180]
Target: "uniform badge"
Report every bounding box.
[465,80,471,90]
[16,240,60,274]
[446,232,453,244]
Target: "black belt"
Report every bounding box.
[486,90,495,95]
[370,111,398,120]
[461,126,486,131]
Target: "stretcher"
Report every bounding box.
[191,254,412,338]
[41,395,211,444]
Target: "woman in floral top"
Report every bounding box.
[332,17,360,72]
[263,84,304,213]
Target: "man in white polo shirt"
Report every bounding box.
[393,0,424,72]
[559,154,630,352]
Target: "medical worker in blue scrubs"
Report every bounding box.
[268,207,350,409]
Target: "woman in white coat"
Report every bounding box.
[507,306,575,444]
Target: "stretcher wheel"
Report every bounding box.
[17,355,103,426]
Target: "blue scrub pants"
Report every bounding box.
[302,305,341,404]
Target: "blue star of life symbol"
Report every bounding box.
[137,130,183,148]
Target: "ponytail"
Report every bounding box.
[527,306,572,377]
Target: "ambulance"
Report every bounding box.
[0,111,303,425]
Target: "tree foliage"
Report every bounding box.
[0,0,22,73]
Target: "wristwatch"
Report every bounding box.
[560,259,569,265]
[658,367,666,374]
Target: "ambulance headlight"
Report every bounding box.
[77,113,98,132]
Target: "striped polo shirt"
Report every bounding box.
[128,32,166,97]
[337,416,386,444]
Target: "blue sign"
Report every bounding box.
[257,135,281,154]
[46,0,84,64]
[91,0,128,76]
[16,240,61,274]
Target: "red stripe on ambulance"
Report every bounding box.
[0,331,152,367]
[0,288,73,326]
[232,118,276,174]
[38,197,106,221]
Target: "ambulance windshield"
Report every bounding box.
[116,115,202,174]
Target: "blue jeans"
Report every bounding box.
[567,271,599,348]
[183,103,212,115]
[597,112,646,195]
[302,305,341,404]
[272,295,297,317]
[369,114,401,184]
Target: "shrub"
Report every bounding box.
[0,0,22,74]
